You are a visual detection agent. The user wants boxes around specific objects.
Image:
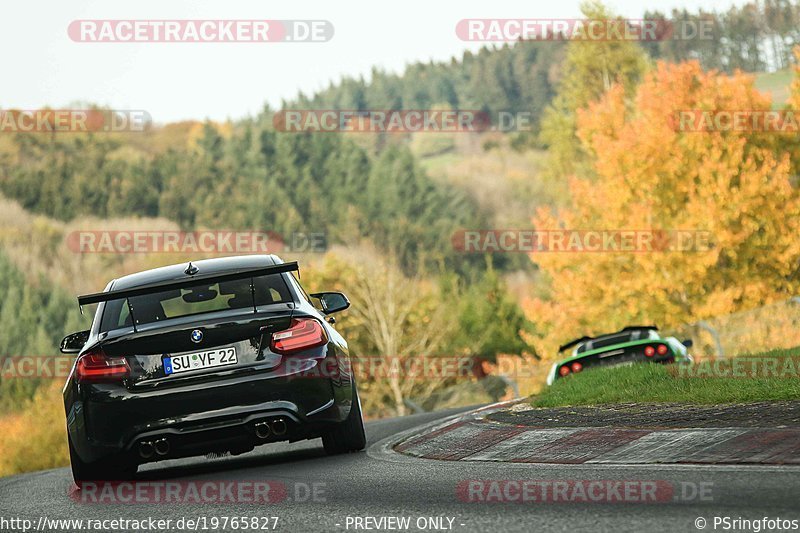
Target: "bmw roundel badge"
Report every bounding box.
[190,329,203,343]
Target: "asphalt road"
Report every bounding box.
[1,406,799,533]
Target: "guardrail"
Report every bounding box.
[670,297,800,359]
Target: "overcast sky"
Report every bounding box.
[4,0,741,123]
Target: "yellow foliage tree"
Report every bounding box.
[783,45,800,178]
[539,0,649,184]
[301,247,455,418]
[527,60,800,360]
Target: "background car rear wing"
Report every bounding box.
[77,261,299,331]
[558,336,592,353]
[620,325,658,333]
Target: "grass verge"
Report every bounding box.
[754,68,792,107]
[533,347,800,407]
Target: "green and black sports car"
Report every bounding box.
[546,326,694,385]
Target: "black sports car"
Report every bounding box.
[546,326,694,385]
[60,255,365,483]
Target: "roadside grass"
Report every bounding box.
[532,347,800,407]
[754,68,792,107]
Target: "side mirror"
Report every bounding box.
[60,330,90,354]
[682,339,694,348]
[309,291,350,315]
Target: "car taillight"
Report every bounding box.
[76,349,130,382]
[270,318,328,355]
[571,362,583,373]
[559,365,571,377]
[657,344,668,355]
[644,345,655,357]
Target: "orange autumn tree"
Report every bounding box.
[526,61,800,359]
[783,46,800,177]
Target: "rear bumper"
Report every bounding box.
[65,350,353,463]
[121,401,339,464]
[547,353,690,385]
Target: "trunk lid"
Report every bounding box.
[100,308,293,389]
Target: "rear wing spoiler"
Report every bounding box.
[78,261,299,307]
[558,336,592,353]
[620,325,658,333]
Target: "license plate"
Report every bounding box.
[164,347,237,375]
[598,349,625,358]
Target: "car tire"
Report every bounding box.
[322,385,366,455]
[68,434,136,484]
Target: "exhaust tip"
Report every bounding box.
[271,418,287,436]
[154,438,170,456]
[254,422,271,439]
[139,441,155,459]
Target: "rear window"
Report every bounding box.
[576,329,654,353]
[590,333,634,350]
[99,274,292,332]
